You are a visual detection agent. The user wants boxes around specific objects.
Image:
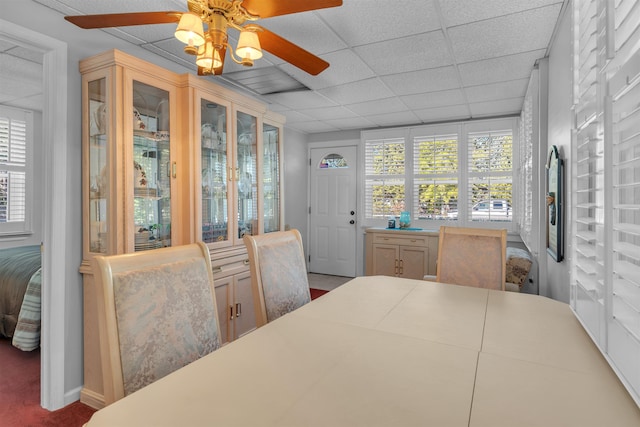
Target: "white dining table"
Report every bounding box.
[84,276,640,427]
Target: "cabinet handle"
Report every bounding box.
[383,237,390,240]
[243,259,250,265]
[229,305,234,320]
[410,239,416,242]
[395,259,399,275]
[399,259,404,275]
[236,303,241,318]
[228,167,233,182]
[212,266,222,273]
[171,161,176,178]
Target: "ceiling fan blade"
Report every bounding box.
[252,25,329,76]
[241,0,342,18]
[65,12,181,29]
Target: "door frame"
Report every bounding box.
[307,140,363,276]
[0,20,69,410]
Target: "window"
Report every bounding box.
[363,118,517,230]
[364,136,405,217]
[0,106,33,235]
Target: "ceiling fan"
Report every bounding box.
[64,0,342,76]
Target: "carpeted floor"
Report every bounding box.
[307,273,352,291]
[0,337,96,427]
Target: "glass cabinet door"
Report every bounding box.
[263,123,281,233]
[200,98,229,244]
[88,77,108,254]
[236,111,257,240]
[132,80,172,251]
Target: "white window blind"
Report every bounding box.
[412,133,457,220]
[467,130,513,223]
[571,0,640,406]
[0,109,29,226]
[364,137,405,218]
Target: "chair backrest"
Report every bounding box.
[243,229,311,327]
[436,226,507,290]
[92,242,221,405]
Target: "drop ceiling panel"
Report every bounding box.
[414,104,471,122]
[464,79,529,103]
[468,98,524,117]
[458,50,546,87]
[382,66,461,96]
[355,31,453,76]
[21,0,569,133]
[440,0,564,27]
[400,89,466,109]
[448,5,562,63]
[317,78,395,105]
[322,0,442,46]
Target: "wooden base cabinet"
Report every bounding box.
[365,228,439,280]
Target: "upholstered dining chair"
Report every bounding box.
[243,229,311,327]
[92,242,221,405]
[435,226,507,291]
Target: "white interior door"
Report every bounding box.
[309,146,357,277]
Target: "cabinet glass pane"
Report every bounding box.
[88,78,108,253]
[132,81,171,251]
[263,123,280,233]
[236,111,257,238]
[201,99,228,243]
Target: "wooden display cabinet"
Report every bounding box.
[80,50,284,409]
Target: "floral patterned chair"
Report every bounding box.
[244,229,311,327]
[92,242,221,405]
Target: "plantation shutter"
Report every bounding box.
[0,112,28,223]
[466,129,513,222]
[412,133,458,220]
[364,137,405,218]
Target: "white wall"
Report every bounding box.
[283,128,309,251]
[544,2,573,303]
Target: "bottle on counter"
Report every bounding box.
[387,216,396,229]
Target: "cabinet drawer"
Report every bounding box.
[372,234,427,247]
[211,253,250,280]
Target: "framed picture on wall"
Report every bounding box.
[546,145,563,262]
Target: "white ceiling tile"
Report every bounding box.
[382,66,461,96]
[400,89,466,109]
[439,0,564,27]
[279,109,317,124]
[280,49,376,91]
[322,0,441,46]
[323,116,378,131]
[286,120,340,134]
[297,106,361,121]
[414,104,471,123]
[458,50,545,87]
[253,13,347,56]
[363,110,422,128]
[469,98,524,117]
[263,91,337,110]
[355,31,453,75]
[448,4,562,63]
[317,78,395,105]
[346,97,409,116]
[464,79,529,103]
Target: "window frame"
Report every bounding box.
[361,117,519,232]
[0,105,34,236]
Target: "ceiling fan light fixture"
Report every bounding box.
[236,30,263,61]
[196,41,223,69]
[174,12,205,55]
